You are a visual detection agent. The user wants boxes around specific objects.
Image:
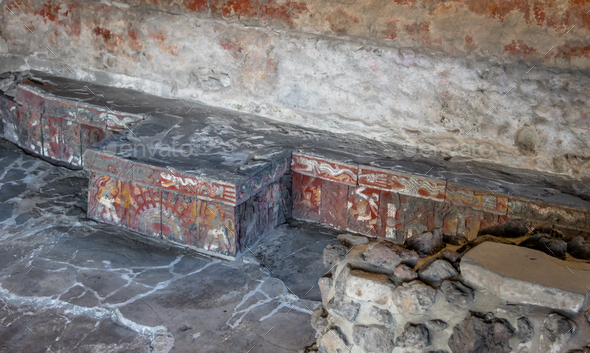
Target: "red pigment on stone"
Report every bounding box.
[259,1,307,26]
[34,1,60,23]
[185,0,207,12]
[128,29,143,51]
[211,0,257,18]
[557,44,590,59]
[93,26,114,42]
[383,19,398,40]
[504,40,537,55]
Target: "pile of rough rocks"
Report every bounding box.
[455,222,590,261]
[303,230,590,353]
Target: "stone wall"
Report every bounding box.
[1,1,590,179]
[309,233,590,353]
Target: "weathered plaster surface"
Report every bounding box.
[1,0,590,179]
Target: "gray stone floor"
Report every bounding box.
[0,138,339,353]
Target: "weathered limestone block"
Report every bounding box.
[349,239,418,275]
[539,313,576,353]
[352,325,394,353]
[461,242,590,313]
[344,269,394,306]
[395,323,430,349]
[392,280,436,315]
[448,312,515,353]
[418,259,458,286]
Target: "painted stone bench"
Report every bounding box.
[291,149,590,243]
[0,71,144,168]
[2,70,589,260]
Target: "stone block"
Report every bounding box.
[323,244,348,269]
[350,239,418,275]
[368,306,396,329]
[345,269,394,305]
[517,316,534,343]
[377,190,402,242]
[197,199,236,256]
[399,195,437,240]
[16,106,43,155]
[132,162,166,187]
[347,186,381,236]
[391,264,418,285]
[358,165,446,201]
[61,118,82,167]
[327,297,360,322]
[406,229,445,257]
[0,95,18,143]
[352,325,394,353]
[440,280,474,306]
[392,281,437,315]
[292,152,357,185]
[448,312,514,353]
[161,190,197,245]
[15,85,44,112]
[320,179,348,230]
[77,101,142,132]
[41,114,62,161]
[42,95,77,120]
[337,233,369,247]
[396,323,430,349]
[196,179,238,204]
[80,122,107,157]
[319,325,350,352]
[434,200,508,241]
[87,172,123,226]
[539,313,576,353]
[418,259,458,286]
[461,242,590,313]
[292,172,321,222]
[121,181,162,238]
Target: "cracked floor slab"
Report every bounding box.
[0,138,333,353]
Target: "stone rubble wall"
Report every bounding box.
[309,233,590,353]
[1,1,590,178]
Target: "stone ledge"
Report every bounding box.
[461,242,590,313]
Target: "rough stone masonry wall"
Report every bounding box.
[309,233,590,353]
[1,0,590,179]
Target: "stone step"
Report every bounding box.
[2,71,590,259]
